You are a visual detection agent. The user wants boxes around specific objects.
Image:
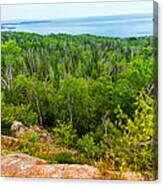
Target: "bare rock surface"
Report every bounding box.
[1,153,101,179]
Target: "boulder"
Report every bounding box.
[1,153,146,180]
[11,121,26,136]
[1,153,101,179]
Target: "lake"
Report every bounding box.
[1,13,154,38]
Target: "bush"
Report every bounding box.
[1,104,38,130]
[105,91,157,172]
[52,122,78,148]
[76,132,107,163]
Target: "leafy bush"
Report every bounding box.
[52,122,78,148]
[76,132,107,163]
[104,91,157,172]
[1,104,38,128]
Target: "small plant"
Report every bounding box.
[76,132,106,163]
[25,131,39,143]
[1,104,38,129]
[52,122,78,148]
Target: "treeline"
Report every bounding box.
[1,31,157,175]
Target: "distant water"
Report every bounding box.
[1,13,154,37]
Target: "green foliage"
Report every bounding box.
[2,136,81,164]
[54,75,92,134]
[76,132,107,163]
[1,32,157,176]
[49,152,79,164]
[52,122,78,148]
[104,91,157,172]
[1,104,38,128]
[25,131,39,143]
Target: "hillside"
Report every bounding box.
[1,32,157,180]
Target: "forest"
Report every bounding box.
[1,31,158,179]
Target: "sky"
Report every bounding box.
[1,1,153,21]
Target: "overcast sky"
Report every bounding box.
[1,1,153,21]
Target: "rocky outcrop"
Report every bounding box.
[2,122,146,180]
[1,153,101,179]
[1,153,146,180]
[10,121,53,143]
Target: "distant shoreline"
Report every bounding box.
[1,31,154,40]
[1,13,153,38]
[2,12,153,23]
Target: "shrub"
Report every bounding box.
[52,122,78,148]
[76,132,107,163]
[105,91,157,173]
[25,131,39,143]
[2,104,38,127]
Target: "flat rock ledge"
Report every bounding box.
[1,153,101,179]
